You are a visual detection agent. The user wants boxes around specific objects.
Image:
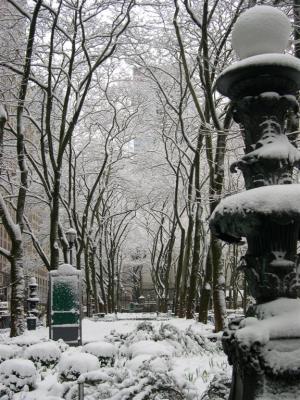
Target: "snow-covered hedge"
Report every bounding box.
[0,359,37,392]
[126,340,175,358]
[9,336,42,348]
[82,341,117,366]
[0,344,21,363]
[58,352,100,381]
[24,342,61,367]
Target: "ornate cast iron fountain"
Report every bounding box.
[210,6,300,399]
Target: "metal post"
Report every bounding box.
[78,382,84,400]
[27,277,39,330]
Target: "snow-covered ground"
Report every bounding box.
[0,316,231,399]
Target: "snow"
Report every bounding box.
[232,5,291,59]
[270,251,295,268]
[127,340,175,358]
[77,370,113,384]
[50,264,81,276]
[0,344,21,362]
[28,278,37,287]
[82,341,117,358]
[226,299,300,379]
[262,345,300,374]
[58,353,100,380]
[126,354,152,371]
[24,342,61,365]
[0,359,37,392]
[219,53,300,78]
[211,184,300,238]
[65,228,76,235]
[0,317,230,399]
[235,298,300,348]
[241,127,300,166]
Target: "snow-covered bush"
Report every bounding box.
[56,338,69,353]
[126,354,171,374]
[158,324,217,356]
[127,340,175,359]
[58,352,100,381]
[119,321,156,345]
[200,373,231,400]
[0,359,37,392]
[82,367,191,400]
[136,321,155,333]
[118,322,218,360]
[82,341,117,366]
[9,336,41,348]
[0,383,13,400]
[0,344,21,363]
[24,342,61,367]
[158,323,181,341]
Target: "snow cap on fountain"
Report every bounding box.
[232,5,291,60]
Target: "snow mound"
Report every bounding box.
[78,370,113,384]
[82,341,116,366]
[50,263,81,276]
[127,340,175,358]
[213,184,300,218]
[24,342,61,366]
[0,344,21,362]
[0,358,37,392]
[241,130,300,166]
[117,322,216,360]
[126,354,153,372]
[9,335,42,348]
[82,341,116,358]
[58,352,100,381]
[210,184,300,241]
[232,5,291,59]
[127,354,171,374]
[235,299,300,348]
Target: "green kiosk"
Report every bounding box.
[49,264,82,345]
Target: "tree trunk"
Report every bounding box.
[212,237,227,332]
[186,204,202,319]
[174,227,185,316]
[198,244,212,324]
[10,240,25,337]
[89,246,99,314]
[179,214,194,317]
[50,175,61,271]
[84,247,92,317]
[98,241,107,313]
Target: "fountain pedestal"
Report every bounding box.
[210,5,300,399]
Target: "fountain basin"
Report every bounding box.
[210,184,300,243]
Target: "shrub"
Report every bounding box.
[0,383,13,400]
[201,373,231,400]
[82,342,117,366]
[0,345,21,363]
[0,359,37,392]
[58,353,100,382]
[24,342,61,367]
